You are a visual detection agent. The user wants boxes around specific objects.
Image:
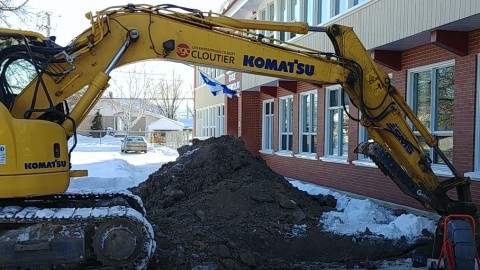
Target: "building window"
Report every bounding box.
[258,9,266,36]
[196,104,225,138]
[331,0,347,17]
[278,0,287,41]
[267,3,275,40]
[279,96,293,152]
[288,0,300,39]
[349,0,368,8]
[262,100,275,150]
[299,91,317,154]
[408,61,455,165]
[216,105,225,137]
[305,0,323,26]
[268,3,275,21]
[473,55,480,174]
[278,0,300,40]
[357,119,370,160]
[325,86,349,157]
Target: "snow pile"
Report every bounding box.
[290,180,436,242]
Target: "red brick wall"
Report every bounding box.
[226,97,238,136]
[250,29,480,211]
[239,91,262,155]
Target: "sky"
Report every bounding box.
[8,0,229,119]
[24,1,228,45]
[65,134,440,269]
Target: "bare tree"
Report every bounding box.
[150,71,184,120]
[66,86,87,107]
[0,1,58,40]
[183,85,194,119]
[108,65,155,134]
[0,0,32,27]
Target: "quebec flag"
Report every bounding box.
[199,71,239,98]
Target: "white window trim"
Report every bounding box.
[319,156,349,164]
[295,153,318,160]
[406,60,455,170]
[279,95,294,153]
[259,149,275,155]
[465,54,480,180]
[196,104,225,138]
[407,60,455,74]
[262,99,274,151]
[298,90,317,155]
[352,159,377,168]
[324,85,348,159]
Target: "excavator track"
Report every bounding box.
[0,191,155,269]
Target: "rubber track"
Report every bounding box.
[0,190,147,215]
[0,192,155,269]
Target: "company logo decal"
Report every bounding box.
[176,44,191,58]
[176,44,235,64]
[386,123,414,155]
[243,55,315,76]
[25,160,68,170]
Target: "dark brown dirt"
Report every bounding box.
[131,136,433,269]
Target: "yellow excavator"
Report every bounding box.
[0,3,477,269]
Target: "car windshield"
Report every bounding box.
[127,137,144,142]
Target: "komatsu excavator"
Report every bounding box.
[0,3,477,269]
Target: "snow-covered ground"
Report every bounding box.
[68,135,178,190]
[68,135,441,269]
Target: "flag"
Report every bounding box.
[199,71,239,98]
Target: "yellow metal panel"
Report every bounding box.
[0,172,70,198]
[0,104,70,198]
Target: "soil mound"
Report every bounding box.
[131,136,432,269]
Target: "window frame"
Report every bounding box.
[304,0,323,26]
[476,55,480,172]
[407,60,455,172]
[278,95,294,153]
[323,85,349,160]
[196,104,225,138]
[277,0,300,40]
[330,0,347,17]
[466,54,480,179]
[215,104,225,137]
[262,99,275,152]
[298,90,318,156]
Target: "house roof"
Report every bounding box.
[95,98,165,119]
[177,118,194,129]
[147,118,185,131]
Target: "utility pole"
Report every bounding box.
[45,12,51,37]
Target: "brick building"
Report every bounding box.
[194,0,480,210]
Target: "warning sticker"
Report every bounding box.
[366,71,382,96]
[0,145,5,164]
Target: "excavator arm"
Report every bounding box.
[0,3,476,268]
[6,4,475,216]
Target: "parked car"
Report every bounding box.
[121,136,148,153]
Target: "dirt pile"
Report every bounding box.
[131,136,432,269]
